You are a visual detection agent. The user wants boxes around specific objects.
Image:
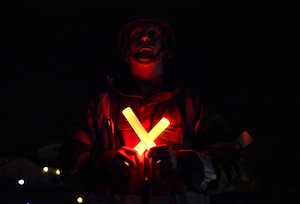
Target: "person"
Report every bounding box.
[57,7,253,204]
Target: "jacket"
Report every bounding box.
[57,73,253,204]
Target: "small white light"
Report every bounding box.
[76,196,84,203]
[17,178,25,186]
[42,166,49,173]
[55,169,60,175]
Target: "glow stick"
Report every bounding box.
[122,107,170,155]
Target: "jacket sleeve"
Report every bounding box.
[56,93,117,192]
[178,93,253,194]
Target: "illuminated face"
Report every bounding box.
[128,23,163,63]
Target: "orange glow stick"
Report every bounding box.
[122,107,170,155]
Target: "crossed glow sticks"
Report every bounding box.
[122,107,170,155]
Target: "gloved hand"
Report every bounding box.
[109,146,142,176]
[147,145,205,192]
[147,145,179,174]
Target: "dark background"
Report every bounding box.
[1,0,299,201]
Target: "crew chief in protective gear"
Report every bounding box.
[57,8,253,204]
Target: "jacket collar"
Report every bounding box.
[107,73,186,102]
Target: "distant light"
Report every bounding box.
[42,166,49,173]
[76,196,84,203]
[17,178,25,186]
[55,169,61,175]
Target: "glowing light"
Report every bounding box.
[55,169,61,175]
[42,166,49,173]
[122,107,170,155]
[133,117,170,154]
[76,196,84,203]
[17,178,25,186]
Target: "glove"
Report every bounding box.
[147,145,205,192]
[147,145,179,174]
[109,146,142,176]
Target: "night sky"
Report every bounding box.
[1,0,300,194]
